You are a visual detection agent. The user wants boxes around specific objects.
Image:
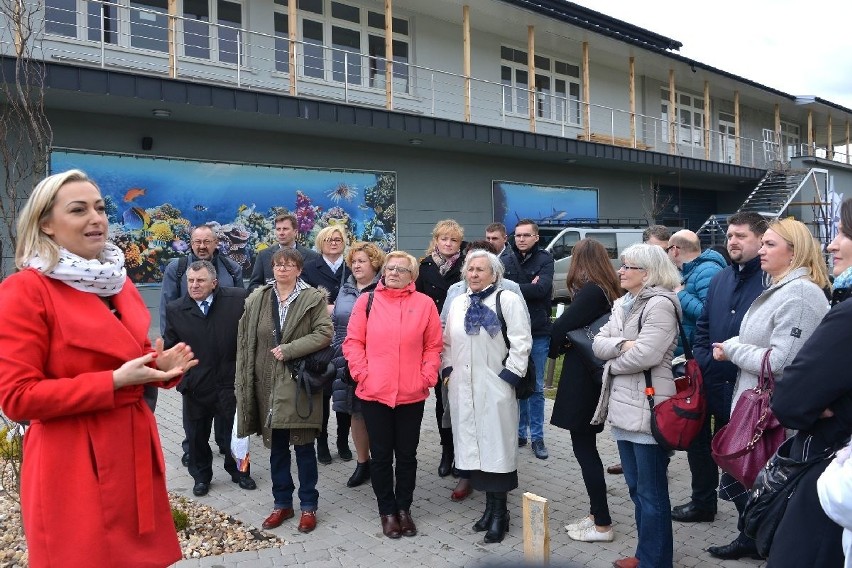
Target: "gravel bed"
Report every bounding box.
[1,463,285,567]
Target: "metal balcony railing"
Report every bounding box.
[3,0,849,170]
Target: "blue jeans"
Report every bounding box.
[518,335,548,442]
[618,440,673,568]
[270,429,319,512]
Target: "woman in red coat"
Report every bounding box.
[0,170,197,568]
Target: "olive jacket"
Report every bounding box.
[235,284,332,447]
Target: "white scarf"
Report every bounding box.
[23,243,127,296]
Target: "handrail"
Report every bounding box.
[17,0,849,169]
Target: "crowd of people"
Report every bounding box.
[3,168,852,568]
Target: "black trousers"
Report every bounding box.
[320,386,351,443]
[184,394,248,484]
[571,430,612,526]
[182,411,227,454]
[434,384,453,447]
[361,399,425,515]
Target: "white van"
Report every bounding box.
[538,223,646,303]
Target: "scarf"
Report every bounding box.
[432,249,461,277]
[463,285,501,337]
[23,243,127,297]
[834,266,852,291]
[272,278,310,339]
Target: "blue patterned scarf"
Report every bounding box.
[834,266,852,291]
[463,285,501,337]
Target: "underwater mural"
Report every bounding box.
[50,150,397,285]
[492,180,599,234]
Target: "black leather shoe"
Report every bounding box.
[347,461,371,488]
[316,439,332,465]
[518,437,527,448]
[707,538,762,560]
[181,452,190,467]
[337,439,353,461]
[232,475,257,490]
[438,447,454,477]
[192,482,209,496]
[671,501,715,523]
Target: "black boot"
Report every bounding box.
[316,435,332,464]
[473,492,494,532]
[347,460,371,488]
[438,445,454,477]
[484,492,509,543]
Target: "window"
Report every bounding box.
[45,0,77,37]
[87,2,119,44]
[182,0,243,63]
[500,46,580,124]
[661,89,704,147]
[130,0,169,52]
[780,121,801,159]
[273,5,290,73]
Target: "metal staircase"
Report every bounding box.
[696,168,827,248]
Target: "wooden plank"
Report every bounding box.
[523,492,550,565]
[704,81,710,160]
[827,114,834,160]
[463,6,471,123]
[289,0,297,96]
[528,26,536,133]
[808,110,814,156]
[629,56,635,146]
[582,42,590,140]
[668,69,676,155]
[167,0,177,78]
[734,91,741,165]
[385,0,393,110]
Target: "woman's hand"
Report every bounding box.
[712,342,728,361]
[271,345,286,362]
[113,349,197,390]
[153,338,197,373]
[619,340,635,354]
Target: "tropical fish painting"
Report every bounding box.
[122,206,152,230]
[123,187,146,202]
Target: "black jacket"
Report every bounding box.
[301,254,351,304]
[415,247,467,314]
[248,244,318,292]
[500,242,554,336]
[692,255,764,414]
[549,283,610,432]
[163,286,247,416]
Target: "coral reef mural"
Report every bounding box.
[492,180,598,234]
[50,151,397,284]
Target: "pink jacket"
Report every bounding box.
[343,280,442,407]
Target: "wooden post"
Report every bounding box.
[808,110,814,157]
[167,0,177,78]
[827,114,834,160]
[668,69,676,155]
[846,120,850,164]
[523,492,550,565]
[582,42,590,140]
[463,6,471,123]
[629,56,636,147]
[703,81,710,160]
[774,104,782,159]
[734,91,741,165]
[288,0,297,95]
[385,0,393,110]
[528,26,536,133]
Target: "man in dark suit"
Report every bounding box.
[248,213,317,291]
[164,260,256,496]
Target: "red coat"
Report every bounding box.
[0,269,181,568]
[342,280,442,407]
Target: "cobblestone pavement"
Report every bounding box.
[155,386,766,568]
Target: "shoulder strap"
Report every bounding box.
[494,290,512,364]
[176,256,188,280]
[636,296,692,359]
[366,291,374,319]
[221,256,240,280]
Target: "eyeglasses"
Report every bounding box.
[514,233,536,239]
[665,245,679,253]
[385,266,412,274]
[327,238,344,244]
[273,263,299,271]
[619,264,645,271]
[191,239,215,246]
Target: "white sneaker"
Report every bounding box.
[564,516,594,533]
[568,525,614,542]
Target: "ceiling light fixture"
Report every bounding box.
[408,138,423,145]
[152,109,172,118]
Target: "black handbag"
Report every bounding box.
[740,434,834,557]
[566,311,610,373]
[292,345,337,419]
[495,290,536,400]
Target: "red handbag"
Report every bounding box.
[641,299,707,451]
[711,351,786,489]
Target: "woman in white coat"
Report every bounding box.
[442,249,532,544]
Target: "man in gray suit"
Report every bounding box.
[248,213,318,291]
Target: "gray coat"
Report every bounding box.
[592,286,680,440]
[722,267,829,411]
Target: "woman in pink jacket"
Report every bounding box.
[343,251,443,539]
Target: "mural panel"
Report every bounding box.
[50,151,397,284]
[492,180,598,234]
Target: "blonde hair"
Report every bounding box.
[767,218,830,289]
[424,219,464,255]
[346,241,386,272]
[16,169,101,271]
[314,225,347,254]
[384,251,419,281]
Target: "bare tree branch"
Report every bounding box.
[639,176,672,224]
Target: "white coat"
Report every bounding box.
[443,287,531,473]
[817,441,852,568]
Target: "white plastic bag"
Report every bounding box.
[230,411,250,473]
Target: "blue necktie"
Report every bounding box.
[200,300,209,316]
